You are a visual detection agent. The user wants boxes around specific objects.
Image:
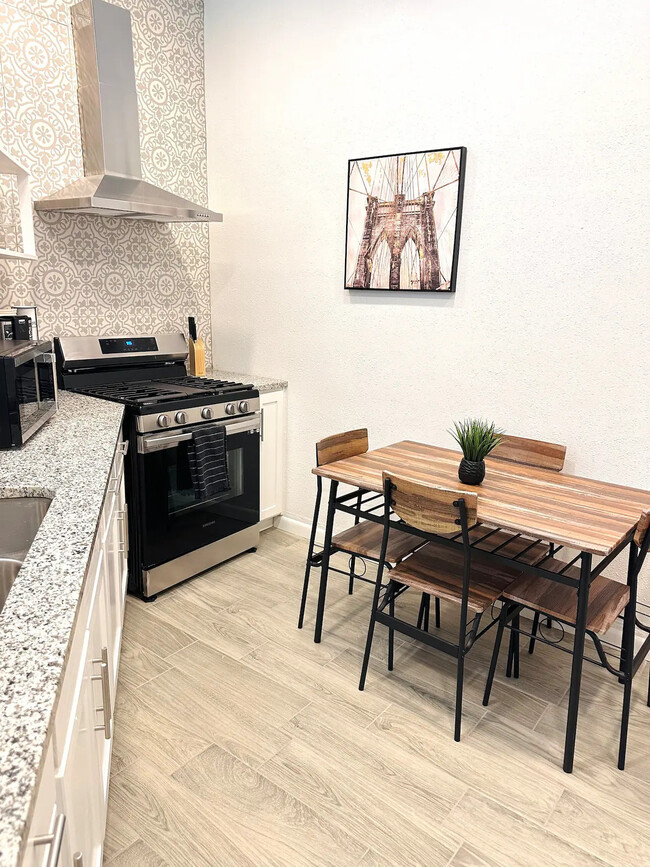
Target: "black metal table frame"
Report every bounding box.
[303,478,650,774]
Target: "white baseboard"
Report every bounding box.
[275,514,324,543]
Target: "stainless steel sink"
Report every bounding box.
[0,496,51,613]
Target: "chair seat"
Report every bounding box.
[504,560,630,634]
[331,521,421,564]
[389,541,526,613]
[466,526,549,565]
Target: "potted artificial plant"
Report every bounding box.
[449,418,504,485]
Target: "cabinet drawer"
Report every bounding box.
[52,546,104,764]
[21,740,65,867]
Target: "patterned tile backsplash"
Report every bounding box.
[0,0,212,358]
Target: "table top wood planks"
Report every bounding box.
[313,441,650,556]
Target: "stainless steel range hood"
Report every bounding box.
[34,0,222,223]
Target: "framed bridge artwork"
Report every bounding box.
[345,147,466,292]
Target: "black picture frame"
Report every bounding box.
[345,146,467,293]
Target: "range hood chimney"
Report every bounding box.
[35,0,222,223]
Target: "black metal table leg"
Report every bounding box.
[563,551,592,773]
[313,480,338,644]
[618,542,638,770]
[298,476,322,629]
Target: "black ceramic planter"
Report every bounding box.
[458,458,485,485]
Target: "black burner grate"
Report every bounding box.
[74,375,254,407]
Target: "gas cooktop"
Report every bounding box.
[74,375,255,407]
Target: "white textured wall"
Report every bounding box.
[205,0,650,586]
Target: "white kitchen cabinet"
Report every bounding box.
[21,741,66,867]
[259,389,286,521]
[55,621,103,867]
[101,442,128,695]
[23,435,128,867]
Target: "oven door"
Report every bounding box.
[136,413,261,570]
[13,347,57,444]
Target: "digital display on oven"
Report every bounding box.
[99,337,158,354]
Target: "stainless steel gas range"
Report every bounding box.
[55,333,260,599]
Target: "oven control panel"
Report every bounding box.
[100,337,158,354]
[135,396,260,433]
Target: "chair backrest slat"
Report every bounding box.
[635,511,650,549]
[316,428,368,467]
[491,434,566,472]
[384,472,478,535]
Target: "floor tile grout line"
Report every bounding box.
[103,833,136,866]
[542,785,567,828]
[363,701,393,730]
[443,838,465,867]
[354,847,371,866]
[160,638,200,662]
[532,698,555,732]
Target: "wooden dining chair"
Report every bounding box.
[491,433,568,657]
[491,434,567,472]
[358,474,530,741]
[483,509,650,770]
[298,429,424,631]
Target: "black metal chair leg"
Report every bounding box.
[513,613,520,679]
[348,488,363,597]
[454,655,465,742]
[435,596,441,628]
[388,581,395,672]
[298,477,322,629]
[416,594,426,629]
[506,623,515,678]
[484,604,508,706]
[423,594,430,632]
[528,610,540,654]
[359,613,377,691]
[314,481,338,643]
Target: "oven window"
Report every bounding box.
[168,442,244,514]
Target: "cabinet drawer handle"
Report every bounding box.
[92,647,112,739]
[73,853,84,866]
[260,407,264,442]
[118,440,129,455]
[33,813,66,867]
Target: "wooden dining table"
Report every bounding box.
[310,440,650,773]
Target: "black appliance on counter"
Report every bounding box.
[0,314,32,341]
[0,340,57,449]
[55,333,260,600]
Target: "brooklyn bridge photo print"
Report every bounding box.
[345,147,466,292]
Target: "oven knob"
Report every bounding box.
[201,407,213,420]
[238,400,249,413]
[157,414,170,428]
[175,411,187,424]
[225,403,236,415]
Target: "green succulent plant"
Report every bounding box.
[449,418,504,462]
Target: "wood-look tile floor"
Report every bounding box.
[104,529,650,867]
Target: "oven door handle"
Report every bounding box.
[138,414,261,453]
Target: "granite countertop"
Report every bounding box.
[208,368,287,394]
[0,393,124,867]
